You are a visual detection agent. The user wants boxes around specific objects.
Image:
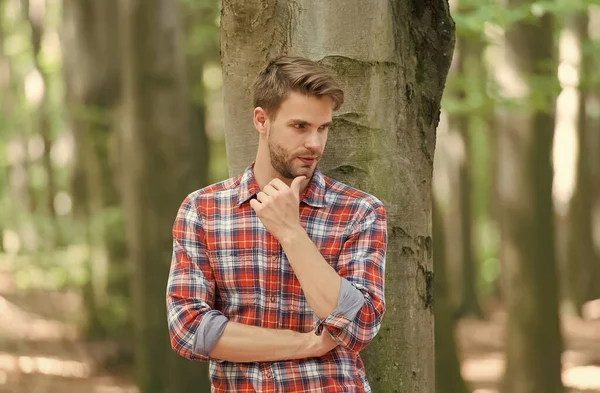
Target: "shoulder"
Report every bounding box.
[179,174,242,213]
[323,175,386,220]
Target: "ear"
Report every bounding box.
[253,107,269,136]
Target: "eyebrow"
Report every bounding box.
[289,119,332,128]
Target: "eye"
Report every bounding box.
[318,126,329,132]
[294,123,306,129]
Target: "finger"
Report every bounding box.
[256,191,268,203]
[291,176,307,196]
[268,178,287,191]
[263,184,277,196]
[249,198,261,212]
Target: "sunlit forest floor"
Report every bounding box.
[0,259,599,393]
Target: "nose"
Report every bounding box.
[304,130,322,152]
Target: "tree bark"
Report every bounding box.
[221,1,455,390]
[118,0,210,391]
[497,4,564,393]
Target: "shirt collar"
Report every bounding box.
[237,162,327,208]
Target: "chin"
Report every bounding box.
[295,166,315,178]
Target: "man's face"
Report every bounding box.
[266,92,333,180]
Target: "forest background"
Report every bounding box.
[0,0,600,392]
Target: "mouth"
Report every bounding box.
[297,157,318,166]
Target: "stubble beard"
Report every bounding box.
[268,133,318,180]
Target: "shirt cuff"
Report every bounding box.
[314,278,365,335]
[193,310,229,356]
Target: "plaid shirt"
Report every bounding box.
[167,163,387,392]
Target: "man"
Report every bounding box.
[167,56,387,392]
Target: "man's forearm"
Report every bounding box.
[209,321,317,363]
[280,227,342,319]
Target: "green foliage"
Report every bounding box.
[455,0,598,36]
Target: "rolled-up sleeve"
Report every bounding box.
[314,204,387,353]
[166,194,228,361]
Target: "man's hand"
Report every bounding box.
[250,176,307,241]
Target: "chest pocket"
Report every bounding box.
[207,248,264,322]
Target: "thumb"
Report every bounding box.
[291,176,306,197]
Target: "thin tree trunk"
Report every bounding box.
[61,0,125,338]
[2,1,32,236]
[221,1,455,390]
[0,0,7,252]
[571,13,600,305]
[118,0,210,391]
[449,5,484,318]
[433,196,470,393]
[26,0,59,223]
[497,4,564,393]
[561,13,600,314]
[182,4,211,190]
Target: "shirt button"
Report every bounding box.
[270,296,276,303]
[271,255,278,262]
[266,371,272,379]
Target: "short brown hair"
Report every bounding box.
[251,56,344,117]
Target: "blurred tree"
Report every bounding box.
[0,0,7,252]
[433,196,470,393]
[117,0,210,391]
[448,0,485,319]
[2,0,34,237]
[564,12,600,313]
[24,0,62,244]
[181,0,220,190]
[496,2,564,393]
[61,0,128,340]
[221,1,455,391]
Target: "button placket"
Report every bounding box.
[264,245,279,328]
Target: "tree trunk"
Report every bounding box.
[221,1,455,391]
[118,0,210,391]
[433,196,470,393]
[559,13,600,315]
[26,0,59,227]
[182,3,211,191]
[2,1,32,237]
[448,5,484,318]
[497,5,564,393]
[0,0,7,252]
[61,0,129,340]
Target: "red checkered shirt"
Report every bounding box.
[167,163,387,392]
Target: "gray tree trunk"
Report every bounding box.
[497,4,564,393]
[118,0,210,391]
[221,1,455,391]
